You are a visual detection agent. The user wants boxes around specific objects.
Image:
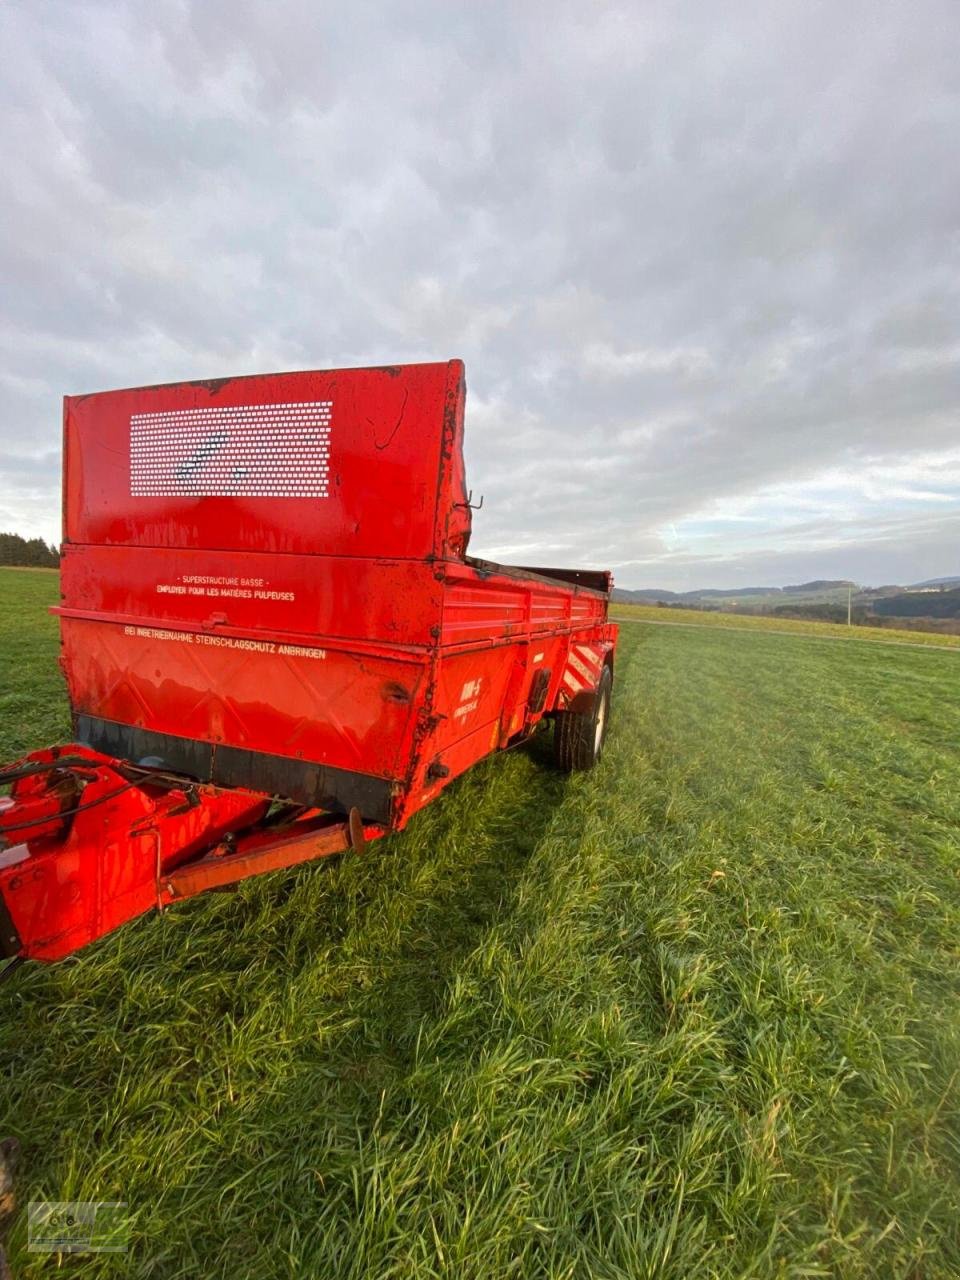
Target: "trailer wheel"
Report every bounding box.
[554,665,612,772]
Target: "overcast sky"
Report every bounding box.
[2,1,957,590]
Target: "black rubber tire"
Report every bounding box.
[553,664,612,772]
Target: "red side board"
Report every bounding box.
[56,359,617,831]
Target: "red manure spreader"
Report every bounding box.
[0,360,617,969]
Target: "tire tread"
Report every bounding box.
[553,665,612,772]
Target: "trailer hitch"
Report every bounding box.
[0,745,384,965]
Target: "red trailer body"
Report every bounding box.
[0,360,617,965]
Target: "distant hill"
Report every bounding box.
[611,573,960,636]
[612,585,782,603]
[874,588,960,619]
[612,576,958,617]
[692,587,781,598]
[611,588,680,603]
[611,581,850,604]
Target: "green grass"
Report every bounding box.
[1,567,959,1278]
[613,601,960,649]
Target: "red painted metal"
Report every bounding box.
[0,746,270,961]
[0,360,618,964]
[160,812,380,901]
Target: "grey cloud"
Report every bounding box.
[0,0,957,586]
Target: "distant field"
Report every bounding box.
[2,567,960,1278]
[613,600,960,649]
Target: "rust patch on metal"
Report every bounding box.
[348,807,367,853]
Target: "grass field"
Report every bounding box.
[612,602,960,649]
[1,568,959,1278]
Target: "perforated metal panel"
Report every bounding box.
[129,402,332,497]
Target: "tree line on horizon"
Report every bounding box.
[0,531,60,568]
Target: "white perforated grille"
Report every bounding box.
[129,402,332,497]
